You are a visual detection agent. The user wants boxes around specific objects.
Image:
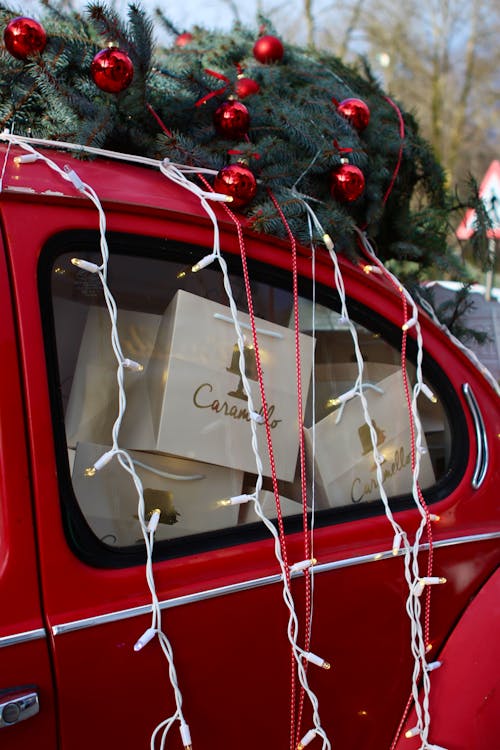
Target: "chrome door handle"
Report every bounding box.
[0,689,39,728]
[462,382,489,489]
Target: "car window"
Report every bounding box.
[45,234,456,557]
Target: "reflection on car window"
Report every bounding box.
[50,241,452,549]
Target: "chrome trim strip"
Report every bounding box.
[51,531,500,636]
[462,382,489,489]
[0,628,46,649]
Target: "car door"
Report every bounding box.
[0,239,58,748]
[4,167,499,750]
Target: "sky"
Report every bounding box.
[21,0,263,35]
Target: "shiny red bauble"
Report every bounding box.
[235,77,260,99]
[214,164,257,208]
[213,100,250,140]
[336,98,370,132]
[253,35,284,63]
[3,16,47,59]
[329,163,365,202]
[175,32,193,47]
[90,47,134,93]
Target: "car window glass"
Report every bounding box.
[49,241,452,550]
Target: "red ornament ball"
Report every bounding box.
[336,98,370,132]
[3,16,47,59]
[90,47,134,93]
[175,32,193,47]
[213,100,250,140]
[214,163,257,208]
[330,163,365,202]
[235,76,260,99]
[253,35,284,64]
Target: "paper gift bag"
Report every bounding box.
[65,307,162,447]
[304,371,435,507]
[120,290,315,481]
[71,442,243,546]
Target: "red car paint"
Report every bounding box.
[0,143,498,749]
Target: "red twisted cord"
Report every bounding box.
[267,189,313,746]
[382,96,405,206]
[196,175,298,749]
[366,254,435,750]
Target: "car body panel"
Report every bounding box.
[0,144,498,748]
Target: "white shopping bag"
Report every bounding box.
[304,371,435,507]
[120,290,315,481]
[71,442,243,546]
[65,307,162,447]
[239,489,305,524]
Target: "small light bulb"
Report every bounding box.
[179,721,192,750]
[429,514,440,522]
[426,643,433,652]
[122,358,144,372]
[83,451,115,479]
[147,508,162,534]
[421,383,438,403]
[63,165,86,192]
[134,626,156,651]
[402,316,417,332]
[303,651,330,670]
[192,253,216,272]
[392,531,402,556]
[405,727,420,739]
[297,728,317,749]
[322,233,334,251]
[290,558,317,574]
[363,264,382,275]
[415,576,446,596]
[425,660,442,672]
[71,257,100,274]
[327,387,356,409]
[218,494,253,507]
[14,153,39,164]
[250,410,265,424]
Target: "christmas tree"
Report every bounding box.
[0,1,490,338]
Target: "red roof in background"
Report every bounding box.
[456,159,500,239]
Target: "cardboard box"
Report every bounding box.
[304,371,435,507]
[71,442,243,546]
[120,290,315,481]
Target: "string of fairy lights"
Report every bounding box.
[0,130,471,750]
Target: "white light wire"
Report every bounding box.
[0,131,219,176]
[306,211,317,643]
[155,163,332,748]
[415,289,500,397]
[3,136,191,749]
[5,130,331,746]
[356,229,441,748]
[4,130,445,748]
[300,201,438,748]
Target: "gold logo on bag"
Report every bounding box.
[226,342,258,401]
[143,488,180,525]
[358,420,386,455]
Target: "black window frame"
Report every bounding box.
[38,230,469,569]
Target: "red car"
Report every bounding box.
[0,137,498,750]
